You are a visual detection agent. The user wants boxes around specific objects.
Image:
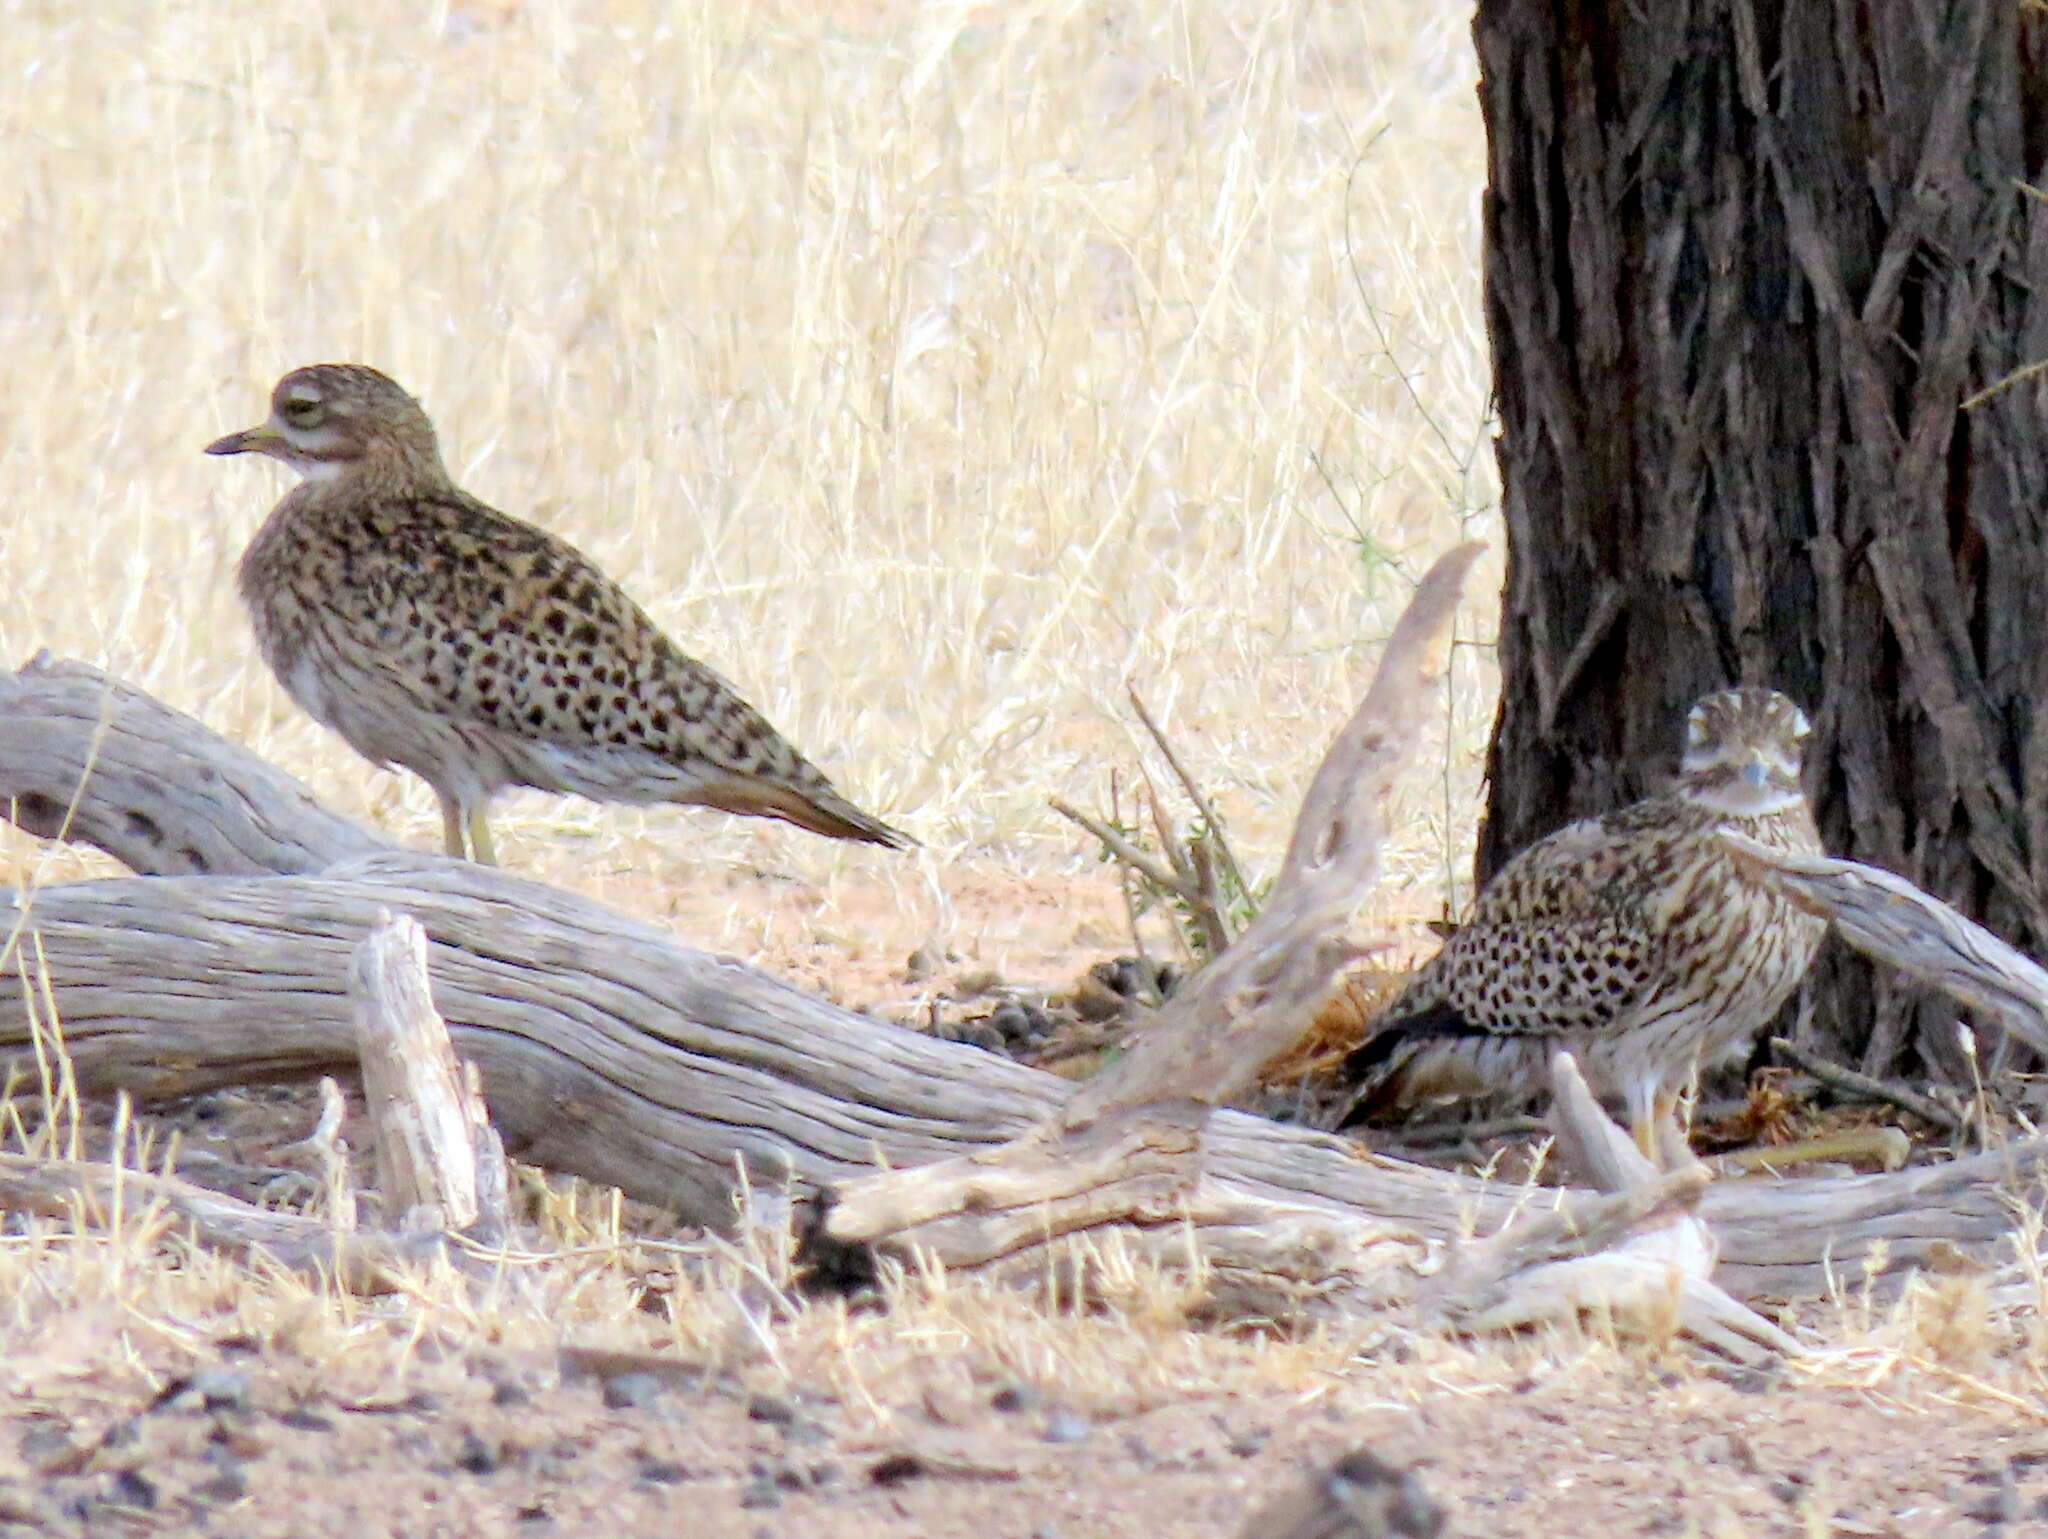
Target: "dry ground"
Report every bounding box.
[6,2,2045,1536]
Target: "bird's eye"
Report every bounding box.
[282,396,324,425]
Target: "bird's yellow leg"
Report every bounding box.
[438,795,468,859]
[1632,1113,1658,1161]
[1651,1087,1696,1171]
[1630,1088,1695,1169]
[466,805,498,867]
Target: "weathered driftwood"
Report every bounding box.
[273,1076,359,1229]
[815,544,1488,1316]
[350,911,512,1242]
[2,649,2047,1312]
[1419,1055,1798,1363]
[1062,542,1483,1123]
[0,1151,430,1291]
[1722,831,2048,1059]
[0,652,388,875]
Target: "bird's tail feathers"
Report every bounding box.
[1335,998,1486,1128]
[693,776,914,849]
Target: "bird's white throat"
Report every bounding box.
[1686,780,1804,817]
[289,456,349,483]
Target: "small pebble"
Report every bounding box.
[278,1407,334,1433]
[1225,1424,1270,1459]
[1068,978,1127,1023]
[1043,1409,1092,1445]
[738,1469,782,1510]
[988,1001,1050,1045]
[193,1465,248,1504]
[991,1383,1040,1415]
[187,1369,251,1414]
[1093,957,1143,997]
[455,1431,501,1475]
[637,1459,689,1486]
[602,1373,666,1412]
[491,1381,530,1408]
[746,1392,797,1427]
[108,1469,157,1511]
[956,1019,1007,1053]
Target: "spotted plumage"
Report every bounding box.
[1339,687,1825,1148]
[208,364,908,863]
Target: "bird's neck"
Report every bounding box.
[1678,779,1806,820]
[295,453,454,502]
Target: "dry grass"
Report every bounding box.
[16,3,2038,1518]
[0,0,1498,948]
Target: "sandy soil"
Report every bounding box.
[3,1329,2040,1539]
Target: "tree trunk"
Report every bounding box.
[1475,0,2048,1079]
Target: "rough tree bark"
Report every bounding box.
[1475,0,2048,1082]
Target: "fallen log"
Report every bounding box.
[0,1151,432,1292]
[2,646,2045,1312]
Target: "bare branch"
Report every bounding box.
[1048,797,1191,898]
[0,1152,429,1291]
[1127,687,1254,908]
[1061,541,1487,1123]
[1768,1035,1964,1134]
[1718,832,2048,1058]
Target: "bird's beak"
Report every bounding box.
[204,423,283,457]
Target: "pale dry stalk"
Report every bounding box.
[349,909,512,1240]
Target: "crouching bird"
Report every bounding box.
[208,364,909,863]
[1338,687,1825,1163]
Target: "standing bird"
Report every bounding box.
[207,364,909,864]
[1338,687,1824,1158]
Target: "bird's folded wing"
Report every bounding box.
[1412,913,1665,1037]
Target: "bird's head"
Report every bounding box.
[205,364,450,490]
[1677,687,1811,816]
